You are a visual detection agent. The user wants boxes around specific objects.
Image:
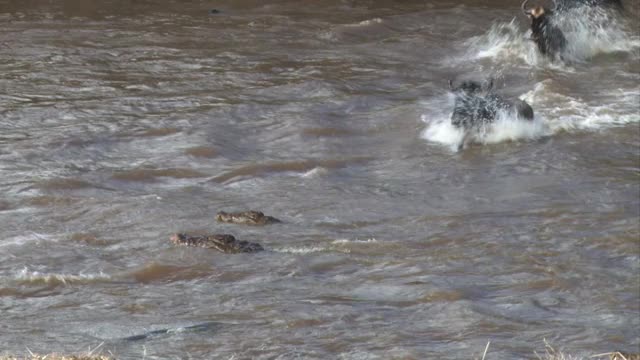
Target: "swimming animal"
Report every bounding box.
[449,79,534,150]
[170,233,264,253]
[521,0,568,59]
[215,210,281,226]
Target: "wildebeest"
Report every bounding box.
[448,79,534,150]
[521,0,568,59]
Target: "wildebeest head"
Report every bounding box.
[448,79,493,96]
[522,0,558,38]
[522,0,556,21]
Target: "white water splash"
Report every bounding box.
[421,111,549,151]
[557,7,640,61]
[465,19,540,65]
[420,81,639,150]
[420,93,550,151]
[523,81,640,132]
[464,8,639,66]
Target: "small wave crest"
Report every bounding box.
[346,18,383,27]
[300,167,329,178]
[331,238,378,245]
[211,157,370,184]
[273,238,380,254]
[273,246,327,254]
[0,232,56,248]
[14,268,112,286]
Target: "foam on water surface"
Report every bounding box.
[0,232,57,248]
[523,81,640,132]
[13,268,112,285]
[421,79,639,150]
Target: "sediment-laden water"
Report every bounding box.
[0,0,638,358]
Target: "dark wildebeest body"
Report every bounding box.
[450,81,495,130]
[170,233,264,253]
[449,80,534,150]
[522,0,568,59]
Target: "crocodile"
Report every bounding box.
[170,233,264,253]
[215,210,281,226]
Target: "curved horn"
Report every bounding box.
[485,78,494,92]
[521,0,531,14]
[550,0,558,11]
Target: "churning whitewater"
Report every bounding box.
[421,3,639,151]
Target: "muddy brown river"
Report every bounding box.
[0,0,638,358]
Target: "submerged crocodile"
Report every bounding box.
[215,210,280,226]
[170,233,264,253]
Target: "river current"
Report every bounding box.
[0,0,638,359]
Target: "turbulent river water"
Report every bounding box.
[0,0,638,359]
